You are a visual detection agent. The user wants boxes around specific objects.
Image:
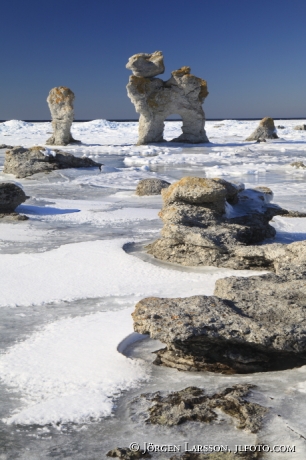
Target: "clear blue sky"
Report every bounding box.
[1,0,306,120]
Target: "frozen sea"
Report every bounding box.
[0,119,306,459]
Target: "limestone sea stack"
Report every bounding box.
[126,52,209,145]
[245,117,278,141]
[3,146,102,178]
[46,86,78,146]
[146,176,293,269]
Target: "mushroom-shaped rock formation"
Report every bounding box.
[0,182,28,220]
[126,52,209,145]
[135,178,170,196]
[245,117,278,141]
[4,146,102,178]
[46,86,78,146]
[132,254,306,373]
[146,176,293,269]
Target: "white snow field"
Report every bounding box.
[0,119,306,458]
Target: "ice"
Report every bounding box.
[0,238,254,307]
[0,119,306,457]
[0,309,148,425]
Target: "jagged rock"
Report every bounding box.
[291,161,306,169]
[245,118,278,141]
[146,177,291,269]
[135,178,170,196]
[46,86,78,145]
[126,51,165,78]
[126,52,209,145]
[135,384,267,433]
[3,146,102,178]
[0,144,13,149]
[132,256,306,373]
[294,124,306,130]
[277,125,285,129]
[107,447,151,459]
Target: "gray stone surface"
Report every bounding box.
[0,182,27,212]
[4,146,102,178]
[245,118,278,141]
[126,54,209,145]
[294,124,306,130]
[135,178,170,196]
[0,144,13,149]
[133,253,306,373]
[46,86,78,145]
[291,161,306,169]
[147,177,291,269]
[133,384,267,433]
[126,51,165,78]
[107,448,151,458]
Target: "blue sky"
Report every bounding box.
[1,0,306,120]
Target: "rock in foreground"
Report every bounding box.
[134,384,267,433]
[133,257,306,373]
[135,178,170,196]
[170,453,260,459]
[107,448,151,459]
[4,146,102,178]
[245,118,278,141]
[146,177,292,269]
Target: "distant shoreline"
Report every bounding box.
[1,118,305,123]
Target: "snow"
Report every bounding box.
[0,309,148,425]
[0,238,251,307]
[0,118,306,456]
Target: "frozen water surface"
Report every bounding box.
[0,120,306,458]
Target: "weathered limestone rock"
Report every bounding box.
[126,52,209,145]
[133,262,306,373]
[46,86,78,145]
[0,183,28,221]
[294,124,306,130]
[135,178,170,196]
[134,385,267,433]
[132,255,306,373]
[4,146,102,178]
[126,51,165,78]
[0,183,27,212]
[291,161,306,169]
[245,118,278,141]
[107,448,151,459]
[146,177,292,269]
